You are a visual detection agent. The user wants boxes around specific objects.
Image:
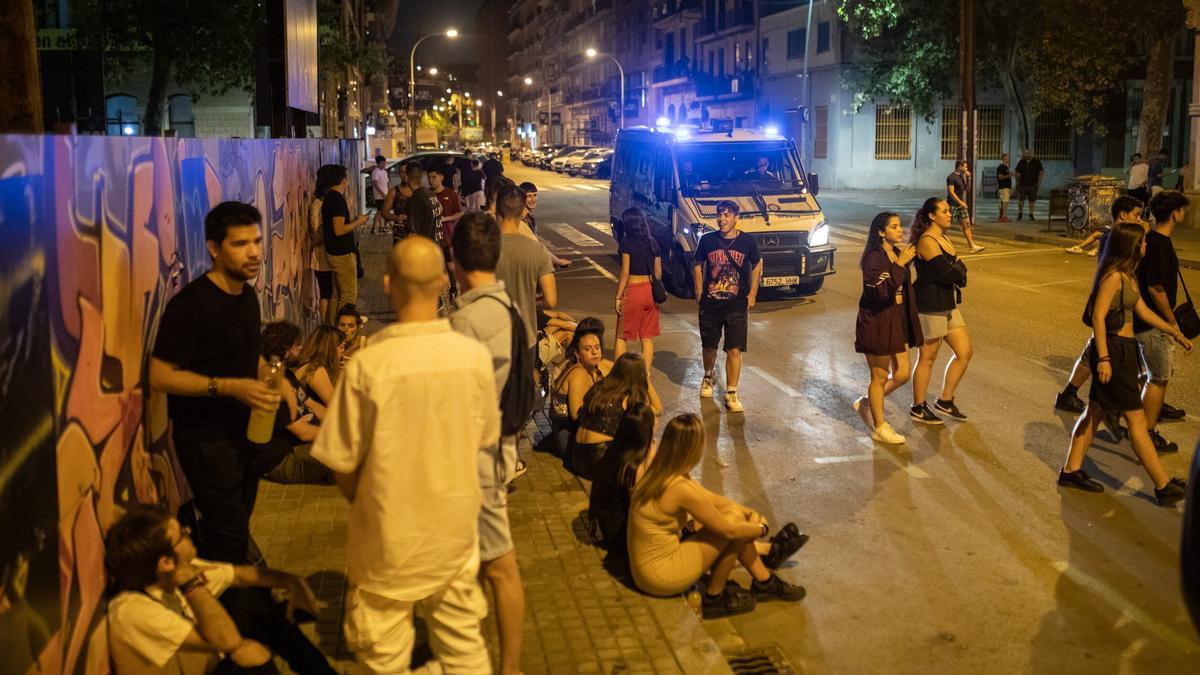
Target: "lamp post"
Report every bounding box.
[524,76,554,145]
[586,48,625,134]
[408,29,458,150]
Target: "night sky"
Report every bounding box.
[390,0,487,69]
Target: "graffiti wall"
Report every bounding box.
[0,134,362,674]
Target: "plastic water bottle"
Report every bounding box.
[245,356,282,444]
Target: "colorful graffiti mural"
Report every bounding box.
[0,134,362,674]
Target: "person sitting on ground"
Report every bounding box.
[571,353,662,480]
[260,322,333,485]
[1066,194,1145,256]
[294,324,345,407]
[334,304,367,363]
[549,318,611,456]
[588,402,657,552]
[105,506,332,675]
[627,414,806,619]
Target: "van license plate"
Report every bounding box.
[762,276,800,287]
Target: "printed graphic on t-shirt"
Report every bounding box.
[706,248,746,300]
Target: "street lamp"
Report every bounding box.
[585,48,625,131]
[429,67,438,75]
[408,28,459,148]
[524,76,554,144]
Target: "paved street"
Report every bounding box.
[512,162,1200,671]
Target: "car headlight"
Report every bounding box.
[810,221,830,247]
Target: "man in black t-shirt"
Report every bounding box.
[946,160,984,253]
[404,163,444,244]
[150,202,281,564]
[1136,191,1191,454]
[482,154,504,183]
[1014,148,1044,221]
[996,153,1013,222]
[461,159,486,211]
[692,200,762,413]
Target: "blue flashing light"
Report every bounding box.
[655,116,671,128]
[764,124,780,137]
[674,127,691,139]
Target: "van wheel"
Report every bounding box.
[669,245,695,299]
[796,277,825,295]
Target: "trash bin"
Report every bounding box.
[1065,175,1125,237]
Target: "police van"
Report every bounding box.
[609,124,835,296]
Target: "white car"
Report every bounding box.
[551,148,593,173]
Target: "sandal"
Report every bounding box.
[763,522,809,569]
[700,583,756,619]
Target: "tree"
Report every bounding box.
[75,0,263,135]
[1135,1,1187,157]
[0,0,43,133]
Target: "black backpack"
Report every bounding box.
[483,296,538,435]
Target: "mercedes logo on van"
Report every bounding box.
[764,236,779,248]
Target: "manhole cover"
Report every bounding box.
[726,644,795,674]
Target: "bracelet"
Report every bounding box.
[179,572,208,594]
[1098,356,1111,363]
[207,377,219,398]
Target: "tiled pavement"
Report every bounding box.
[249,229,731,673]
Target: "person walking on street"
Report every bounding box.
[909,198,973,426]
[320,165,368,324]
[449,211,526,675]
[693,200,762,413]
[947,159,985,253]
[149,201,281,564]
[1136,191,1191,454]
[462,159,486,212]
[370,155,390,233]
[1057,222,1192,506]
[1014,148,1044,221]
[853,212,922,444]
[614,207,662,371]
[311,236,499,673]
[996,154,1013,223]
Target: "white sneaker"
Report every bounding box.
[724,391,744,413]
[871,422,906,444]
[1065,245,1084,254]
[699,375,714,398]
[852,396,872,430]
[969,245,987,254]
[1087,248,1098,257]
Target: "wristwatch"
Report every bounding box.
[179,572,208,594]
[208,377,218,398]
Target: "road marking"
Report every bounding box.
[814,454,877,464]
[1014,354,1070,375]
[587,221,613,237]
[1020,277,1091,289]
[581,256,618,282]
[856,438,931,478]
[574,184,604,191]
[548,222,604,248]
[966,248,1061,260]
[1050,561,1200,654]
[671,316,701,336]
[1114,476,1144,498]
[746,366,803,397]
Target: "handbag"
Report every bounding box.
[649,240,668,304]
[1175,270,1200,339]
[1081,275,1126,333]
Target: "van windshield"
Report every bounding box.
[676,142,806,196]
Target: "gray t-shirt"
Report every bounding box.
[496,233,553,345]
[450,282,514,398]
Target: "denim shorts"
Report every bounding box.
[1136,328,1176,383]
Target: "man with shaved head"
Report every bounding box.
[311,236,499,672]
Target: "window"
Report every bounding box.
[940,104,961,160]
[680,28,687,58]
[787,28,806,60]
[874,105,912,159]
[708,51,714,74]
[761,37,769,67]
[734,42,741,70]
[168,94,195,138]
[718,48,725,77]
[106,94,139,136]
[1034,108,1071,160]
[745,40,752,71]
[940,104,1005,160]
[814,105,829,159]
[817,21,830,53]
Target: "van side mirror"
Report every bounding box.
[807,172,820,196]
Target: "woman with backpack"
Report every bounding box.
[588,403,657,552]
[627,414,805,619]
[1058,222,1191,506]
[571,353,662,480]
[614,207,663,371]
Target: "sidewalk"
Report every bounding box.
[248,230,732,673]
[820,188,1200,268]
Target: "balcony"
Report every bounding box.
[652,59,694,84]
[696,2,754,39]
[565,82,618,106]
[654,0,702,22]
[694,71,755,100]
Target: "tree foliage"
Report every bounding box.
[318,0,389,84]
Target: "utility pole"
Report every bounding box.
[0,0,44,133]
[959,0,977,220]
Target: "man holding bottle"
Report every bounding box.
[149,201,280,564]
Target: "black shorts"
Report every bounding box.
[314,270,333,299]
[699,306,748,352]
[374,198,385,211]
[1086,335,1143,412]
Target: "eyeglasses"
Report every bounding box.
[172,525,192,549]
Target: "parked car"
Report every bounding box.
[565,148,606,176]
[395,150,470,185]
[577,148,614,179]
[551,147,594,173]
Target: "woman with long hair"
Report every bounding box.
[571,353,662,480]
[909,197,973,426]
[294,324,345,407]
[853,212,922,444]
[628,414,805,619]
[614,207,663,370]
[548,318,611,455]
[1059,222,1191,505]
[311,166,336,322]
[588,403,657,551]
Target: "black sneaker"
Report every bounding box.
[751,573,807,602]
[1160,402,1186,420]
[1155,478,1187,507]
[701,584,757,619]
[1150,429,1179,454]
[1057,468,1104,493]
[763,523,810,570]
[1054,390,1086,414]
[1017,213,1024,220]
[934,398,968,421]
[1101,412,1126,441]
[910,403,944,426]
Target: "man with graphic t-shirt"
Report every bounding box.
[692,200,762,413]
[404,163,443,244]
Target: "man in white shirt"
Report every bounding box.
[104,507,327,675]
[312,236,500,673]
[371,155,390,233]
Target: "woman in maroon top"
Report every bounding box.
[854,212,922,444]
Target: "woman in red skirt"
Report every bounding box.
[854,212,922,444]
[615,207,662,371]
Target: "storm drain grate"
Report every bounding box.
[726,644,795,674]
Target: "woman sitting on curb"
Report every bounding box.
[548,318,610,456]
[571,353,662,480]
[628,414,806,619]
[588,403,658,551]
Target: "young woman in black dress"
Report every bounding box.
[1058,222,1192,505]
[853,212,922,444]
